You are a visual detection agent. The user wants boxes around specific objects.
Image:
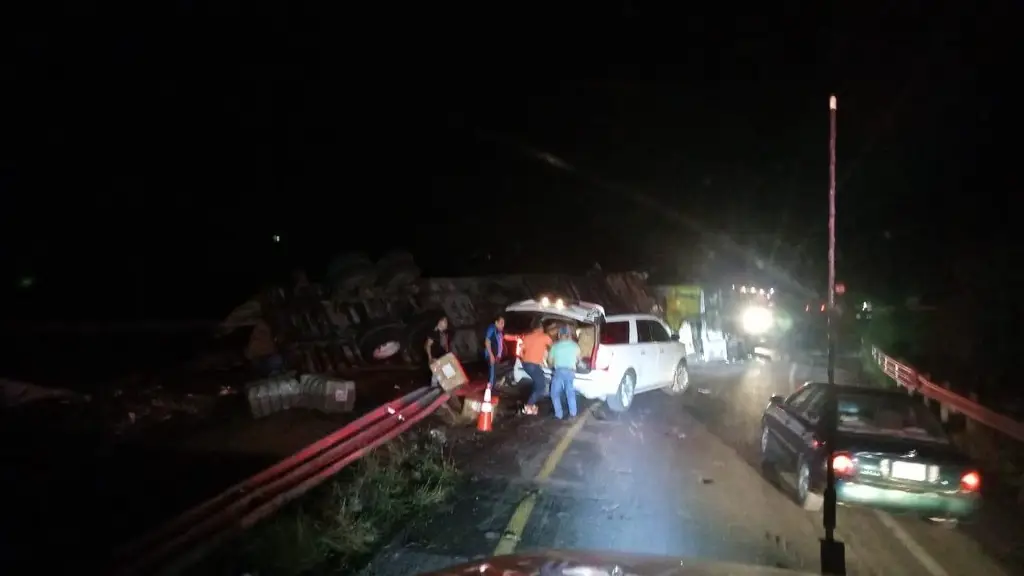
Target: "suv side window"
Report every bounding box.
[648,321,672,342]
[636,320,657,343]
[601,321,630,345]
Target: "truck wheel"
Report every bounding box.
[605,370,636,412]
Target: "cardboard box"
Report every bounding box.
[430,353,468,392]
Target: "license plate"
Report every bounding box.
[891,461,927,481]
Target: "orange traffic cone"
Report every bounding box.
[476,386,494,432]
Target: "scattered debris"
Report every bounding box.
[245,373,356,418]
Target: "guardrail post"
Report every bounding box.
[939,389,949,423]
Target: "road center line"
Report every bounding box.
[492,408,592,556]
[874,510,949,576]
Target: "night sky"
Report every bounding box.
[3,1,1018,321]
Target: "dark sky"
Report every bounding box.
[3,1,1018,320]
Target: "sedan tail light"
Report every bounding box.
[832,452,855,476]
[960,471,981,492]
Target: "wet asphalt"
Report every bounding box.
[360,358,1023,576]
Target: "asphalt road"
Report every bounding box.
[360,359,1022,576]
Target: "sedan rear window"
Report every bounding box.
[836,392,948,442]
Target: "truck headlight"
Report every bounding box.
[741,306,773,335]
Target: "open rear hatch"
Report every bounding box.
[503,299,605,372]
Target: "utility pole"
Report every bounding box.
[820,94,846,575]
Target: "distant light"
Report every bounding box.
[540,296,551,307]
[272,234,281,243]
[554,298,565,309]
[19,276,35,289]
[740,286,748,293]
[758,288,765,295]
[769,288,775,294]
[741,306,774,335]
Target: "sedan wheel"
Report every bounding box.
[797,458,824,512]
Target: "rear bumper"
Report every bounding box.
[512,361,619,400]
[836,480,981,518]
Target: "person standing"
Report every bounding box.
[483,314,505,388]
[547,325,581,420]
[424,315,450,386]
[424,316,450,362]
[520,320,553,415]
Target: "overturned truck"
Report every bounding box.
[219,252,659,377]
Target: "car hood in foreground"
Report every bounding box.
[418,550,818,576]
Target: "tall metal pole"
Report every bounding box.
[820,94,846,575]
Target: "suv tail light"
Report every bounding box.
[832,452,855,477]
[503,334,523,358]
[960,471,981,492]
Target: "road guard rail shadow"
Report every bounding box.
[112,385,451,575]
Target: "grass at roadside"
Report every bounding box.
[190,428,460,576]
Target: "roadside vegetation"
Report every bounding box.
[191,430,460,576]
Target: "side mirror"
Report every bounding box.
[768,394,785,407]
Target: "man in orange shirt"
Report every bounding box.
[520,320,554,415]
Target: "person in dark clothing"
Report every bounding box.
[424,316,450,385]
[483,314,506,388]
[424,315,450,365]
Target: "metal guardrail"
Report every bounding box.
[113,386,450,575]
[871,346,1024,443]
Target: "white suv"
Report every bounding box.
[503,299,690,412]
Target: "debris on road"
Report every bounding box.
[245,373,356,418]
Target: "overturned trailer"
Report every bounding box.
[217,253,660,377]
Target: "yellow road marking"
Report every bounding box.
[492,408,592,556]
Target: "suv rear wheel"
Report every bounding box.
[663,361,689,395]
[606,370,636,412]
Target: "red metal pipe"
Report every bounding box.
[120,388,445,575]
[116,386,431,565]
[156,391,452,576]
[241,391,451,528]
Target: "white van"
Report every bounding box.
[503,299,690,412]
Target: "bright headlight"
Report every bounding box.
[741,306,773,334]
